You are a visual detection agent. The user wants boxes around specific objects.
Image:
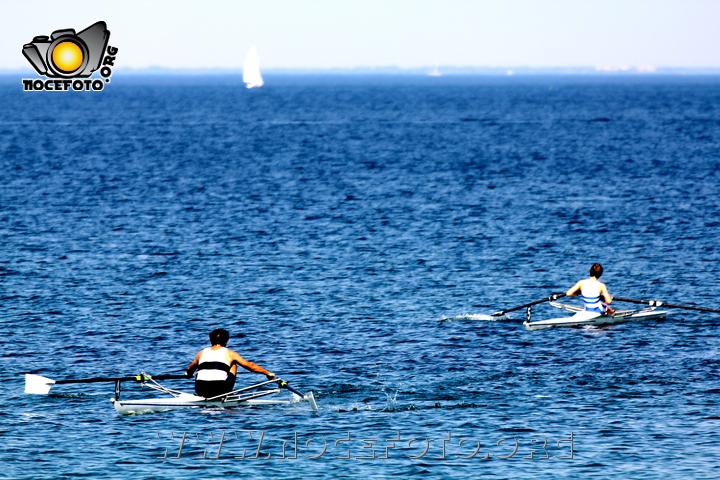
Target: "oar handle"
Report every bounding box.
[613,297,720,314]
[493,293,566,316]
[148,374,188,381]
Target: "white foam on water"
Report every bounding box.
[438,313,507,322]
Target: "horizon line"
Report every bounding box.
[3,66,720,77]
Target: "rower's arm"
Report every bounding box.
[231,352,275,379]
[186,352,202,377]
[600,283,613,304]
[566,281,582,297]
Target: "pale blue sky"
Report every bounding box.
[3,0,719,71]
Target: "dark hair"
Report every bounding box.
[210,328,230,346]
[590,263,603,278]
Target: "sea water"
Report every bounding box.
[1,75,719,479]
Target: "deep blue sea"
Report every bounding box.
[1,74,719,479]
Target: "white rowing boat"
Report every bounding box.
[491,293,717,332]
[523,301,669,331]
[25,373,318,415]
[112,377,317,415]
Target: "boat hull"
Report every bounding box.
[524,308,668,331]
[112,391,317,415]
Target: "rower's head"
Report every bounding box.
[210,328,230,346]
[590,263,603,279]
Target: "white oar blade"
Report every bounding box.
[25,374,55,394]
[306,391,318,411]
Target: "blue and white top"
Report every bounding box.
[581,282,607,313]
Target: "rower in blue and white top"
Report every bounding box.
[566,263,615,315]
[186,328,275,398]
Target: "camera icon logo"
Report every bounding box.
[22,21,110,78]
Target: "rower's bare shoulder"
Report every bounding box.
[567,279,584,294]
[228,349,247,363]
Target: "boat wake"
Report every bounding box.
[438,314,517,322]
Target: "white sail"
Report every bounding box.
[243,46,264,89]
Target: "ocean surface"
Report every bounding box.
[1,74,719,479]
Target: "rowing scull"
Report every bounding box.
[112,376,318,415]
[25,373,318,415]
[523,301,669,331]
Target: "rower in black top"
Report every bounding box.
[186,329,275,398]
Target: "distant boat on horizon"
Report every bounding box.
[429,64,441,77]
[243,46,263,88]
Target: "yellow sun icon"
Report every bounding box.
[52,41,84,73]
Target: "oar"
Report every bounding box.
[279,380,307,398]
[24,373,187,395]
[279,380,319,411]
[613,297,720,314]
[492,293,566,317]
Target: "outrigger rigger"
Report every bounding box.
[24,372,318,415]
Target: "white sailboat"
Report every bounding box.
[243,46,264,89]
